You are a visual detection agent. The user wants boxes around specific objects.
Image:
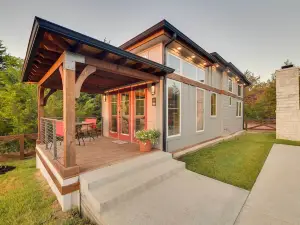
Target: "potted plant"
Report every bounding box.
[135,129,161,152]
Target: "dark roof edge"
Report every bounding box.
[210,52,251,86]
[120,19,217,64]
[22,17,174,82]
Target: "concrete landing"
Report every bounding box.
[235,144,300,225]
[81,151,249,225]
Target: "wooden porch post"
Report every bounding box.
[62,67,76,167]
[37,86,45,144]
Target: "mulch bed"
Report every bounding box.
[0,165,16,175]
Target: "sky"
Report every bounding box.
[1,0,300,81]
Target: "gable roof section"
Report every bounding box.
[21,17,174,83]
[119,19,217,64]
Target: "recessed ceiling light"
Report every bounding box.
[215,64,219,68]
[192,55,195,58]
[203,62,207,66]
[177,47,182,50]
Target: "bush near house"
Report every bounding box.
[180,132,300,190]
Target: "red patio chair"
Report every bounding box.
[84,118,99,138]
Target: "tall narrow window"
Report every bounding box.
[110,94,118,132]
[228,77,233,92]
[236,101,242,117]
[229,97,232,106]
[135,89,145,133]
[238,85,242,96]
[211,93,217,116]
[167,79,181,136]
[196,89,205,131]
[182,61,197,80]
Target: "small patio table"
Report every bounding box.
[75,122,94,145]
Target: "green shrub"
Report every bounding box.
[135,129,160,144]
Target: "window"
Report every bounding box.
[167,79,181,137]
[167,52,205,83]
[182,61,197,80]
[196,89,205,131]
[210,93,217,116]
[167,53,180,74]
[197,68,205,83]
[110,94,118,132]
[228,77,233,92]
[135,89,145,132]
[238,85,242,97]
[236,101,242,117]
[229,97,232,106]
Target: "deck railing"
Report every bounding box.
[40,117,63,160]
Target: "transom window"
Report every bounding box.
[228,77,233,92]
[167,79,181,137]
[167,52,205,83]
[236,101,242,117]
[238,84,242,97]
[211,93,217,116]
[196,88,205,131]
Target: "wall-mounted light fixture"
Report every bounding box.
[103,94,107,102]
[151,83,156,95]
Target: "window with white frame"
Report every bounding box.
[238,84,242,97]
[236,101,242,117]
[182,60,197,80]
[167,52,205,83]
[228,77,233,92]
[229,96,232,106]
[167,53,180,74]
[167,79,181,136]
[197,67,205,83]
[196,88,205,131]
[211,93,217,116]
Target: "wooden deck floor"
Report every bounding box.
[38,136,152,173]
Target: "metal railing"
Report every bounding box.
[40,117,63,160]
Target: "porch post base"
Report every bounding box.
[36,145,80,212]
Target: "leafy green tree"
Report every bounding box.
[284,59,293,66]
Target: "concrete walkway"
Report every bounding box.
[235,144,300,225]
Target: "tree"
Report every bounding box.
[0,40,7,70]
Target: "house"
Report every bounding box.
[22,17,250,212]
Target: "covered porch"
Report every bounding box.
[21,17,174,211]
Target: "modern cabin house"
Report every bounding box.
[22,17,250,214]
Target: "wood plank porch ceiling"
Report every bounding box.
[22,17,174,93]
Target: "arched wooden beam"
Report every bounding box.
[42,89,57,106]
[75,65,96,98]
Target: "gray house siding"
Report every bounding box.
[222,96,243,135]
[167,83,222,152]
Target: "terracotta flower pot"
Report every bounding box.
[139,140,152,152]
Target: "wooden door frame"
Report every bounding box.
[108,85,148,142]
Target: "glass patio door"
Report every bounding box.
[119,91,131,141]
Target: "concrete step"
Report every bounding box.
[80,151,172,193]
[90,159,185,213]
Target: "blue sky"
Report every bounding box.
[1,0,300,81]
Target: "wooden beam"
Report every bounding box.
[62,68,76,167]
[143,67,156,73]
[34,56,54,66]
[45,33,71,50]
[132,63,143,70]
[41,39,64,54]
[85,56,159,82]
[75,65,96,98]
[95,51,109,60]
[38,49,60,60]
[115,57,127,65]
[70,42,83,53]
[38,52,65,86]
[42,89,57,106]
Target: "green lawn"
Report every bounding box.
[180,132,300,190]
[0,158,94,225]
